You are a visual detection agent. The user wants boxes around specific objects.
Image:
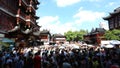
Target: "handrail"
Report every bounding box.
[0,7,15,17]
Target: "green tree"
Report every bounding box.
[64,30,74,42]
[64,30,87,42]
[104,29,120,40]
[78,30,88,40]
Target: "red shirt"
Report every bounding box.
[34,55,41,68]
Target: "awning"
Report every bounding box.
[2,38,14,43]
[0,41,9,47]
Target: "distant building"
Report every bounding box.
[84,28,106,45]
[40,30,51,45]
[103,7,120,30]
[51,34,66,44]
[0,0,40,47]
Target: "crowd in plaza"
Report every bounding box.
[0,44,120,68]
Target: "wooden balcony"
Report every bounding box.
[29,5,35,14]
[26,15,36,24]
[0,0,17,15]
[20,11,26,20]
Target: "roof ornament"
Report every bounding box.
[21,28,32,34]
[21,25,32,34]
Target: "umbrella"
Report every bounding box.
[71,44,79,49]
[73,45,79,49]
[82,43,87,46]
[2,38,14,43]
[44,45,49,47]
[59,46,65,49]
[104,44,114,48]
[110,40,120,45]
[87,44,94,47]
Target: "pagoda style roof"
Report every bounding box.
[0,30,8,34]
[7,24,40,35]
[103,15,112,20]
[95,28,105,33]
[103,7,120,20]
[7,25,20,33]
[52,34,66,38]
[34,15,39,19]
[33,0,40,5]
[85,28,106,35]
[114,7,120,12]
[40,30,50,34]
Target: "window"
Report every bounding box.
[118,14,120,26]
[115,16,118,28]
[109,18,114,29]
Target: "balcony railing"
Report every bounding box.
[0,7,15,17]
[26,15,36,25]
[29,5,35,14]
[21,0,29,6]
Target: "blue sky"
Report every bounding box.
[37,0,120,34]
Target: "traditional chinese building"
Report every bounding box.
[103,7,120,30]
[40,30,51,45]
[51,34,66,44]
[84,28,106,46]
[0,0,40,47]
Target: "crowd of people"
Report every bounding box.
[0,44,120,68]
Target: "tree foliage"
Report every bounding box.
[104,29,120,40]
[64,30,88,42]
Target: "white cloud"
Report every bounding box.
[105,2,120,8]
[73,8,106,24]
[37,16,76,34]
[88,0,101,2]
[55,0,81,7]
[105,2,116,7]
[38,16,59,25]
[81,0,102,2]
[99,22,109,30]
[37,9,106,34]
[108,2,115,6]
